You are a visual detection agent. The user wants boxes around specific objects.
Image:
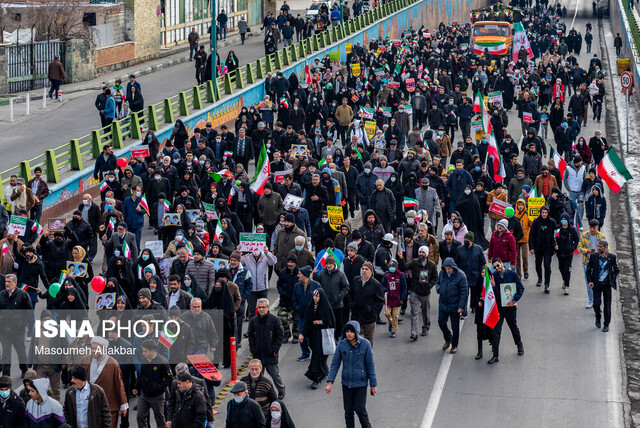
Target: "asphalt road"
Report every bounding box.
[3,0,631,426]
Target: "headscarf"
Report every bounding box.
[72,245,87,262]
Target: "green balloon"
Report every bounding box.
[49,282,61,298]
[504,207,515,218]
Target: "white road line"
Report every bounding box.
[420,319,465,428]
[571,0,581,28]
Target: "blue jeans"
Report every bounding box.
[129,227,142,249]
[583,267,594,302]
[218,25,227,40]
[569,191,582,228]
[298,316,311,358]
[438,310,460,347]
[190,46,197,59]
[30,204,43,222]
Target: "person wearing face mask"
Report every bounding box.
[398,150,421,185]
[381,260,407,338]
[121,184,145,249]
[276,254,301,344]
[0,374,26,427]
[455,231,486,317]
[103,222,138,267]
[554,118,574,161]
[555,213,580,296]
[185,248,216,295]
[241,245,277,320]
[485,183,507,232]
[415,177,441,233]
[265,399,295,427]
[40,226,79,284]
[226,381,266,427]
[67,209,93,253]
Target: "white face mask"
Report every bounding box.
[136,191,141,197]
[321,217,328,223]
[407,218,415,224]
[271,411,282,420]
[464,189,471,195]
[82,200,90,206]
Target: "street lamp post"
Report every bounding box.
[341,0,344,26]
[210,0,218,87]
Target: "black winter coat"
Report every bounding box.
[248,313,284,365]
[225,397,266,428]
[349,276,384,324]
[169,384,208,428]
[529,215,557,252]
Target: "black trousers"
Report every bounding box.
[460,120,471,139]
[491,308,522,357]
[333,307,345,340]
[535,251,553,285]
[593,284,612,326]
[338,124,350,145]
[343,191,356,218]
[342,385,371,428]
[557,255,573,287]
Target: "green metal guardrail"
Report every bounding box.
[0,0,414,202]
[622,1,640,59]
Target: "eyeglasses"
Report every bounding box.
[257,306,268,309]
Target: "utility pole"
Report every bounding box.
[341,0,344,26]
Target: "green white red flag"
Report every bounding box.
[250,144,271,195]
[512,22,534,63]
[403,197,419,208]
[550,146,567,178]
[482,267,500,328]
[487,132,504,182]
[598,148,633,193]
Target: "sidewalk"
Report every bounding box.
[3,30,260,103]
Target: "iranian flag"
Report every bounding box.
[213,218,223,241]
[108,217,116,231]
[21,284,30,291]
[474,90,492,134]
[598,148,633,193]
[59,270,68,285]
[573,210,581,254]
[31,220,44,235]
[473,40,508,55]
[163,200,171,211]
[528,185,537,199]
[185,241,194,257]
[280,97,289,109]
[1,242,8,257]
[300,64,311,88]
[208,169,232,183]
[137,264,143,280]
[139,195,150,215]
[99,181,109,192]
[159,330,176,349]
[403,197,419,208]
[318,158,327,168]
[250,144,270,195]
[550,146,567,178]
[512,22,534,63]
[482,267,499,328]
[122,241,131,259]
[487,133,505,182]
[316,248,341,269]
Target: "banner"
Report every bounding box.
[201,202,218,220]
[130,147,150,158]
[144,240,164,259]
[283,194,303,210]
[488,199,512,217]
[527,197,546,219]
[327,206,344,232]
[345,43,352,54]
[7,215,27,236]
[523,112,533,123]
[239,233,267,252]
[388,81,400,89]
[361,107,375,119]
[274,169,293,183]
[488,91,503,104]
[471,120,484,132]
[374,68,385,77]
[187,354,222,381]
[364,121,377,140]
[405,78,416,92]
[329,51,340,61]
[351,63,361,77]
[381,107,392,117]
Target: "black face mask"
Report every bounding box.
[72,218,81,225]
[55,238,64,245]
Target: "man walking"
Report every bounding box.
[614,33,623,57]
[248,298,286,399]
[63,366,112,428]
[349,262,384,346]
[133,339,173,428]
[326,321,377,428]
[486,258,525,364]
[435,258,468,354]
[188,27,199,60]
[0,273,31,377]
[586,239,619,332]
[47,55,65,100]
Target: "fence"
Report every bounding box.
[0,0,415,203]
[5,40,65,93]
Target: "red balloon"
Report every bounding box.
[116,158,128,169]
[90,276,106,294]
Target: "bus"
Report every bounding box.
[471,21,512,56]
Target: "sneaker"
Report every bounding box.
[400,308,406,315]
[544,284,550,294]
[602,326,609,332]
[410,334,418,341]
[291,337,299,344]
[524,273,529,279]
[586,301,593,309]
[310,381,319,389]
[390,332,397,338]
[561,282,566,289]
[536,280,542,287]
[297,355,310,362]
[421,327,428,336]
[564,288,570,295]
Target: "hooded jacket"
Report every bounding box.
[334,222,352,254]
[358,209,385,249]
[435,258,469,313]
[24,378,65,428]
[585,184,607,221]
[327,321,377,388]
[120,166,143,199]
[488,228,517,265]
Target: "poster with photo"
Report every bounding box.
[186,209,201,223]
[66,262,88,278]
[163,213,182,226]
[500,282,516,307]
[96,293,115,310]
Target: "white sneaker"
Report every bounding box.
[586,301,593,309]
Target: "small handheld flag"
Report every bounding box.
[99,181,109,192]
[122,241,131,259]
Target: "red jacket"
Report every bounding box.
[488,229,517,265]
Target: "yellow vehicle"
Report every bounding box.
[471,21,512,56]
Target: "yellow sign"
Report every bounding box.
[364,121,377,140]
[346,43,352,54]
[351,63,361,77]
[527,197,546,219]
[327,206,344,232]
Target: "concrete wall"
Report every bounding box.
[124,0,162,62]
[0,48,7,94]
[65,39,98,83]
[41,0,488,219]
[609,0,640,102]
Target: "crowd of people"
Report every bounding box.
[0,0,625,427]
